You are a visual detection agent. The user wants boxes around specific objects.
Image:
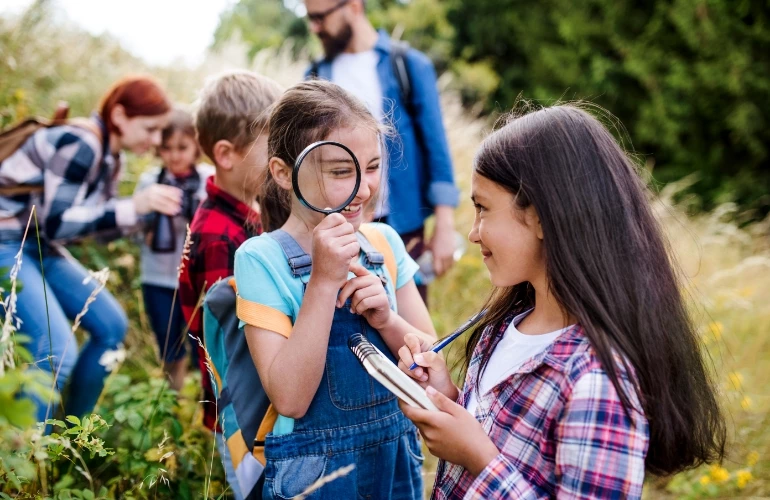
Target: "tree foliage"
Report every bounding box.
[447,0,770,213]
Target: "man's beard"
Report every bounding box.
[319,23,353,59]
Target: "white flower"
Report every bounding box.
[98,343,126,372]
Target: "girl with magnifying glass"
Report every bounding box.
[234,80,436,499]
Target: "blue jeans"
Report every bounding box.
[142,284,197,364]
[0,241,127,423]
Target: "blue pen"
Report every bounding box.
[409,310,486,370]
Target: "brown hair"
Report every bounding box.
[99,75,171,135]
[195,70,283,163]
[260,80,384,231]
[161,107,196,143]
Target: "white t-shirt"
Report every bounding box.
[465,310,573,416]
[331,50,390,217]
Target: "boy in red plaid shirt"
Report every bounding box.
[177,71,282,494]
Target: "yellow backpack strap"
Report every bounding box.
[252,405,279,465]
[358,224,398,286]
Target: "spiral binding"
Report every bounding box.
[348,333,378,363]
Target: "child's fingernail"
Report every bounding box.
[426,386,437,395]
[414,354,424,364]
[420,375,428,382]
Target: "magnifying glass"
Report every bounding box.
[292,140,362,214]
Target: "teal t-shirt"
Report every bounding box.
[234,222,419,435]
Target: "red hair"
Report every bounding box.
[99,75,171,135]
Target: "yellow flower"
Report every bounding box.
[13,88,25,101]
[699,475,711,486]
[709,465,730,483]
[740,396,752,410]
[738,286,754,298]
[708,321,723,341]
[728,372,744,390]
[747,451,759,466]
[736,469,752,489]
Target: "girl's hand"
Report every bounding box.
[310,213,360,285]
[397,333,458,400]
[337,262,391,329]
[400,387,499,477]
[133,184,182,216]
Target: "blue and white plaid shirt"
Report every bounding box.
[0,116,135,243]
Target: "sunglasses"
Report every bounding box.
[307,0,350,24]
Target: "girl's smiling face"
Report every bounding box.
[296,126,382,230]
[469,171,545,288]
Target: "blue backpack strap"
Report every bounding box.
[356,231,385,271]
[268,229,312,277]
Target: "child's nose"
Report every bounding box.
[468,223,480,244]
[357,176,372,200]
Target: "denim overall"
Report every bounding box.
[263,230,424,500]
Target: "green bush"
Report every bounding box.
[447,0,770,215]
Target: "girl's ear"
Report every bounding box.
[269,157,292,190]
[525,205,544,240]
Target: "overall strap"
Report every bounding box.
[356,230,394,308]
[355,232,385,271]
[267,229,312,278]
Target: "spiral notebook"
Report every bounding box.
[348,333,438,411]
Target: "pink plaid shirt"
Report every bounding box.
[432,315,649,499]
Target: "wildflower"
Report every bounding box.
[736,469,752,489]
[699,475,711,486]
[728,372,743,390]
[708,321,723,341]
[747,451,759,466]
[709,465,730,483]
[98,344,126,372]
[740,396,752,410]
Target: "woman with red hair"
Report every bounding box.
[0,75,181,424]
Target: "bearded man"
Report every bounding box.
[304,0,459,302]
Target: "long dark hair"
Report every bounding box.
[466,104,725,475]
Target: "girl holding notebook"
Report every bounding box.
[398,105,726,499]
[234,80,435,499]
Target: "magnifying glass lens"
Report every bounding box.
[295,142,360,214]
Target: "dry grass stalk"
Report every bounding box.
[0,207,40,374]
[293,463,356,500]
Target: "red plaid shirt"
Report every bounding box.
[178,177,260,431]
[433,316,649,499]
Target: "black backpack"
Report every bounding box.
[308,40,413,112]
